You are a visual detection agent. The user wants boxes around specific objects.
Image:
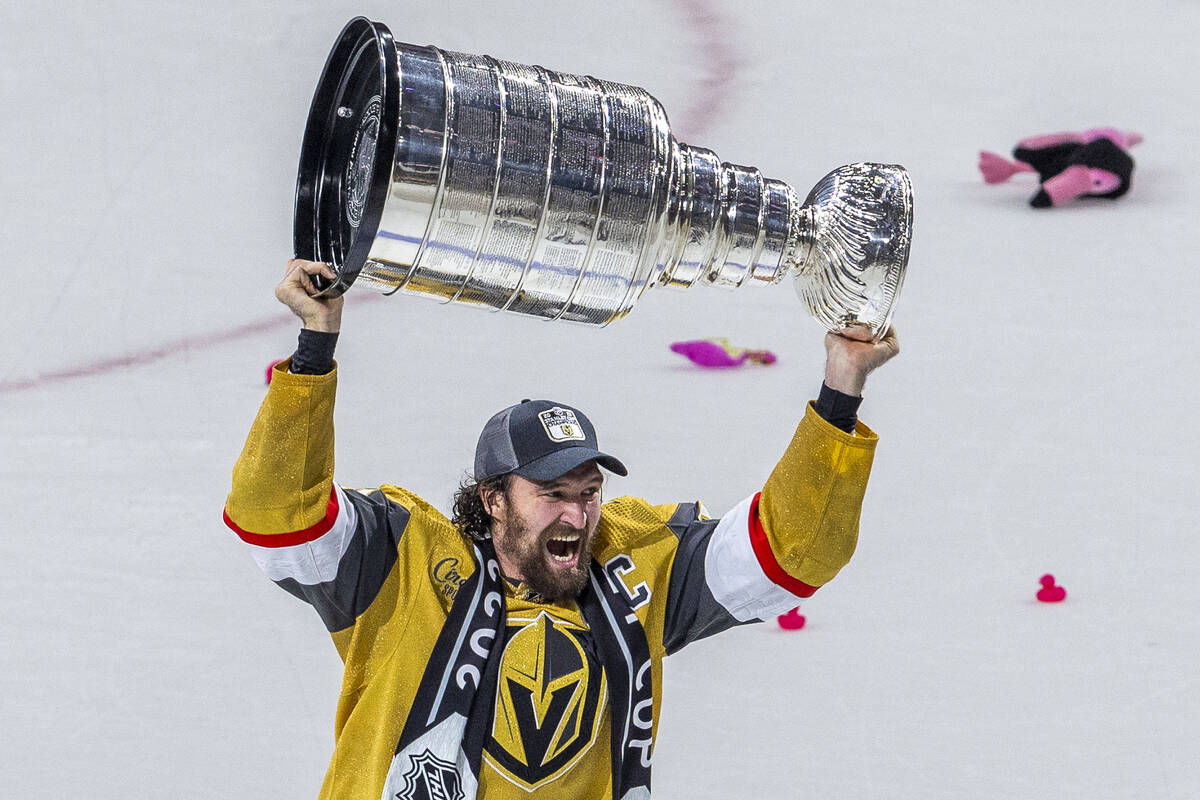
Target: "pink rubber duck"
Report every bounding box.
[1036,574,1067,603]
[777,607,806,630]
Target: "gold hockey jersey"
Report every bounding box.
[224,362,878,798]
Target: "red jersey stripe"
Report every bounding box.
[223,487,341,548]
[747,492,819,598]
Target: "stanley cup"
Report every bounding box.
[294,17,913,335]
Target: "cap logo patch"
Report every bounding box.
[538,407,586,442]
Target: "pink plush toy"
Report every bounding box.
[979,127,1141,208]
[670,338,777,368]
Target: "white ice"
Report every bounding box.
[2,1,1198,797]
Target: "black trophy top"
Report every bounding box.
[293,17,399,296]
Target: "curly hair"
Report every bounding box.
[451,473,512,541]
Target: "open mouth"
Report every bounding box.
[546,533,582,564]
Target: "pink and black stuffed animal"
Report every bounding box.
[979,127,1141,208]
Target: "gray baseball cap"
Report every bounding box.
[473,399,628,483]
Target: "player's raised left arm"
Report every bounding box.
[754,326,898,593]
[655,327,899,654]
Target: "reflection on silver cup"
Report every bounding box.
[294,17,913,336]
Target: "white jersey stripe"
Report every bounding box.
[704,494,803,621]
[242,483,360,586]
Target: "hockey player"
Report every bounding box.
[224,258,900,799]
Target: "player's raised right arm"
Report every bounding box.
[223,260,365,641]
[223,356,339,541]
[225,259,343,536]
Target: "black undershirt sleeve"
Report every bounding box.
[814,383,862,433]
[287,329,339,375]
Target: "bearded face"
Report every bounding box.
[497,506,594,600]
[486,462,603,602]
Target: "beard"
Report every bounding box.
[497,505,595,602]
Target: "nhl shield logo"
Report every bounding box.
[396,749,464,800]
[538,407,586,443]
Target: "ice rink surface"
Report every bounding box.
[3,1,1198,797]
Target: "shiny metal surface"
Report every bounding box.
[790,163,913,335]
[295,17,913,335]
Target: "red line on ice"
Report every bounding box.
[0,313,296,395]
[666,0,739,140]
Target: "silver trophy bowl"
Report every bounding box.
[294,17,912,337]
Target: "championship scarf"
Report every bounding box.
[380,538,654,800]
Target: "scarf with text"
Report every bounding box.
[379,538,654,800]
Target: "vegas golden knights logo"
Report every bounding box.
[484,611,604,789]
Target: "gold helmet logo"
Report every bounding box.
[485,611,604,788]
